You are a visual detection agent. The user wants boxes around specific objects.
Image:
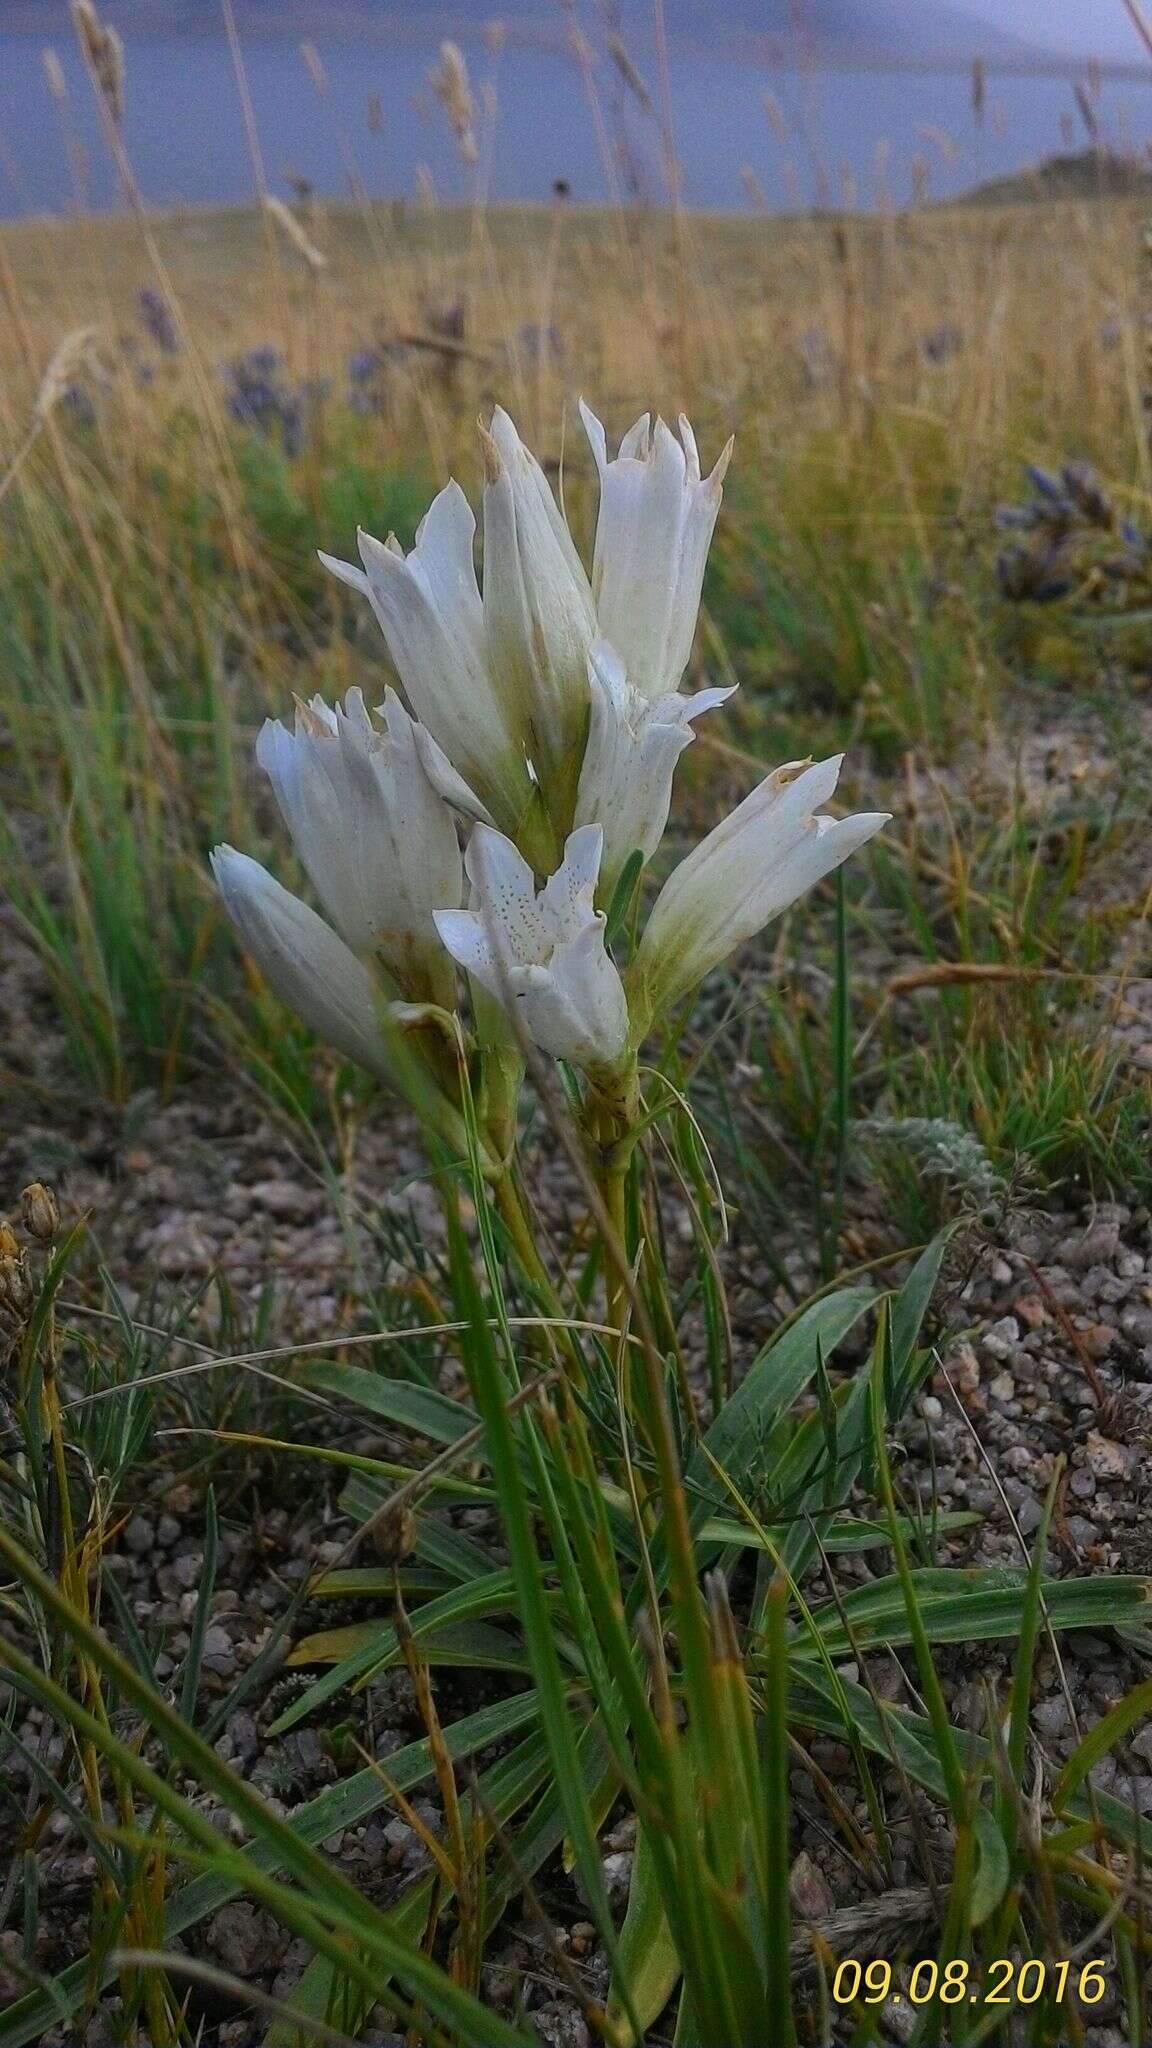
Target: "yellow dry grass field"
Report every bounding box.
[0,191,1142,487]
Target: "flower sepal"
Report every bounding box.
[387,999,462,1042]
[582,1050,641,1132]
[475,1042,527,1173]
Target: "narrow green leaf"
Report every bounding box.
[294,1361,477,1444]
[1053,1675,1152,1813]
[688,1285,879,1518]
[795,1569,1152,1660]
[0,1541,532,2048]
[179,1484,217,1724]
[606,1825,681,2047]
[969,1808,1011,1926]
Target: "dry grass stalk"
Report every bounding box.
[430,40,478,166]
[300,40,328,96]
[33,326,102,423]
[42,48,68,102]
[70,0,124,126]
[607,34,652,113]
[263,195,327,273]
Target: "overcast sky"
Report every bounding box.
[960,0,1146,60]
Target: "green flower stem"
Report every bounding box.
[493,1170,558,1306]
[587,1090,637,1345]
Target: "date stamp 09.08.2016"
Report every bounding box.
[831,1955,1107,2010]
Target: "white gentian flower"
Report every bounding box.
[574,639,734,897]
[211,846,394,1078]
[319,480,532,830]
[481,407,598,798]
[580,401,732,703]
[256,687,461,1008]
[434,823,629,1069]
[633,755,889,1015]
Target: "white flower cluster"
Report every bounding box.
[213,404,887,1081]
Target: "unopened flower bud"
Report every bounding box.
[0,1226,32,1318]
[373,1501,417,1563]
[20,1183,60,1244]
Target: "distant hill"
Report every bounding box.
[0,0,1046,62]
[958,148,1152,205]
[375,0,1043,59]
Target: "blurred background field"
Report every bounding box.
[4,166,1152,1203]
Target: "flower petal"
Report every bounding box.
[481,410,596,793]
[544,918,629,1065]
[410,718,496,827]
[455,820,629,1068]
[540,822,603,938]
[636,756,889,1008]
[317,549,370,598]
[574,641,733,893]
[465,823,547,965]
[322,488,529,829]
[582,403,730,702]
[433,907,495,986]
[255,686,461,1006]
[211,846,393,1077]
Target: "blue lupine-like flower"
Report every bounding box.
[222,348,324,456]
[60,384,96,428]
[512,321,565,367]
[798,326,834,388]
[347,348,386,416]
[922,324,963,365]
[996,459,1150,604]
[137,286,180,355]
[1025,464,1064,503]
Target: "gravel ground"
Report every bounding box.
[3,1061,1152,2044]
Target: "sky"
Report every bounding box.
[3,0,1148,215]
[958,0,1145,61]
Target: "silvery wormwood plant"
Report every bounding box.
[211,402,888,1265]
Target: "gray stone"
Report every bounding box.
[207,1902,285,1976]
[981,1317,1020,1361]
[201,1624,236,1677]
[247,1178,317,1221]
[1033,1696,1072,1737]
[122,1515,154,1556]
[601,1850,633,1906]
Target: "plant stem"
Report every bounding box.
[600,1132,633,1346]
[493,1171,554,1304]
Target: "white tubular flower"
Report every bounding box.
[434,823,629,1069]
[580,401,732,703]
[481,407,598,794]
[574,639,734,897]
[319,480,530,828]
[256,687,461,1009]
[634,756,889,1015]
[211,847,394,1079]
